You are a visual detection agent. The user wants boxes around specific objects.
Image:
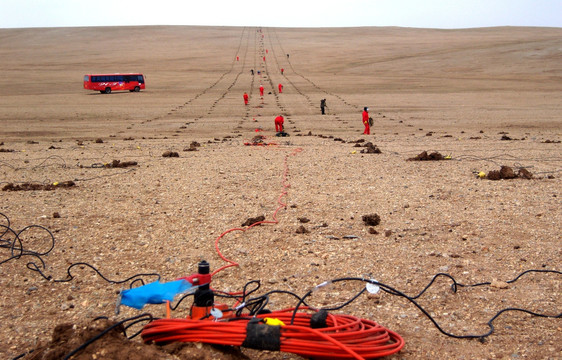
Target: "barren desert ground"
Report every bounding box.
[0,25,561,359]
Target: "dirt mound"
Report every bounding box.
[184,141,201,151]
[486,166,533,180]
[245,135,267,146]
[26,318,249,360]
[241,215,265,227]
[408,151,444,161]
[105,160,138,168]
[162,151,180,157]
[362,214,381,226]
[2,181,75,191]
[360,142,381,154]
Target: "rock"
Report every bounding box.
[362,214,381,226]
[241,215,265,227]
[368,227,379,234]
[26,286,38,295]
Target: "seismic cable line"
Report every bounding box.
[264,28,317,114]
[140,268,560,359]
[212,147,303,276]
[267,27,360,113]
[0,211,162,286]
[146,27,250,125]
[3,209,561,359]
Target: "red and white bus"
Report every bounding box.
[83,73,145,94]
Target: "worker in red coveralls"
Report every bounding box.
[259,85,264,97]
[278,83,283,93]
[263,56,266,62]
[243,92,249,105]
[274,115,284,133]
[281,68,284,74]
[362,107,370,135]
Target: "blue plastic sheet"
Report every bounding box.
[120,279,191,309]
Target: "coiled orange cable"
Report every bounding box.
[141,307,404,360]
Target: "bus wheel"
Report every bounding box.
[104,87,111,94]
[134,86,140,92]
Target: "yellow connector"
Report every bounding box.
[264,317,285,326]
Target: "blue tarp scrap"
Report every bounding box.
[120,279,192,309]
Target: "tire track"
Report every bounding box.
[267,27,360,112]
[135,27,251,132]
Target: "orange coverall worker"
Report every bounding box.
[259,85,264,97]
[362,107,370,135]
[243,92,249,105]
[278,84,283,93]
[275,115,284,132]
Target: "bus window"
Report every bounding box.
[84,75,89,82]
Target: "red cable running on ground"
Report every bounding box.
[212,148,302,277]
[142,307,404,359]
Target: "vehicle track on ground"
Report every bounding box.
[129,27,252,135]
[266,28,361,113]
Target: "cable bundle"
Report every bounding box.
[141,308,404,360]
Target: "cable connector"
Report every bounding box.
[264,317,285,326]
[313,280,332,292]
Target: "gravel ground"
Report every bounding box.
[0,25,560,359]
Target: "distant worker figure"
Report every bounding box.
[287,54,289,59]
[274,115,284,133]
[236,56,239,61]
[278,83,283,93]
[362,107,370,135]
[266,49,269,54]
[259,85,264,97]
[243,92,249,105]
[250,69,254,75]
[281,68,284,74]
[320,99,327,115]
[263,56,266,62]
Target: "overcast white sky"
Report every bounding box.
[1,0,560,29]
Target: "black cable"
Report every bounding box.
[291,270,561,340]
[0,212,161,287]
[62,313,153,360]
